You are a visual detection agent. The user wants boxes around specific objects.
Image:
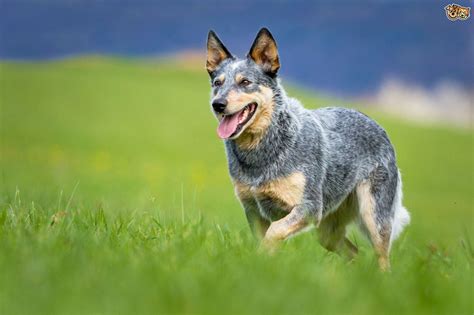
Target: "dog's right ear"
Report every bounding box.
[206,30,232,75]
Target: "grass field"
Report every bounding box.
[0,57,472,315]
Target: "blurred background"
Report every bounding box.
[2,0,473,125]
[0,0,472,229]
[1,0,473,223]
[0,1,473,314]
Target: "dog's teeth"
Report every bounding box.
[239,110,248,124]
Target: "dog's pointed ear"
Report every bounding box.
[247,28,280,76]
[206,30,232,75]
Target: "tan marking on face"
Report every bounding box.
[233,86,274,150]
[235,73,244,83]
[255,172,306,211]
[215,74,225,83]
[226,90,257,113]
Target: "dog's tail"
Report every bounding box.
[390,169,410,247]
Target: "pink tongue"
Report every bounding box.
[217,112,240,139]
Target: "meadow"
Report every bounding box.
[0,57,472,315]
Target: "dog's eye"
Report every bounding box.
[240,79,251,87]
[214,80,222,87]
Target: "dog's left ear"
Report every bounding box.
[247,28,280,76]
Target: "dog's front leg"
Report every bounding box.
[243,199,270,240]
[261,207,309,250]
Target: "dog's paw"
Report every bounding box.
[258,238,279,255]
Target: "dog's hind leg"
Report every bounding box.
[317,192,358,260]
[356,173,395,272]
[318,221,358,260]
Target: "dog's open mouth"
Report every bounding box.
[217,103,257,139]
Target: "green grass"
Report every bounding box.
[0,57,472,315]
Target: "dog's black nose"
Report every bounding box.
[212,99,227,113]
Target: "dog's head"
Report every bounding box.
[206,28,279,142]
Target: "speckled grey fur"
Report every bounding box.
[207,29,410,254]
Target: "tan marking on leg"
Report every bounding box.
[234,173,306,248]
[378,256,390,272]
[357,181,380,243]
[357,181,391,271]
[233,181,269,239]
[262,208,308,250]
[242,201,270,240]
[248,213,270,240]
[254,171,306,211]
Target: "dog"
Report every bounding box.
[206,28,410,271]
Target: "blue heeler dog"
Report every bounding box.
[206,28,410,270]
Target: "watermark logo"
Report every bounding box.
[444,3,470,21]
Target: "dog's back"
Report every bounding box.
[310,107,397,211]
